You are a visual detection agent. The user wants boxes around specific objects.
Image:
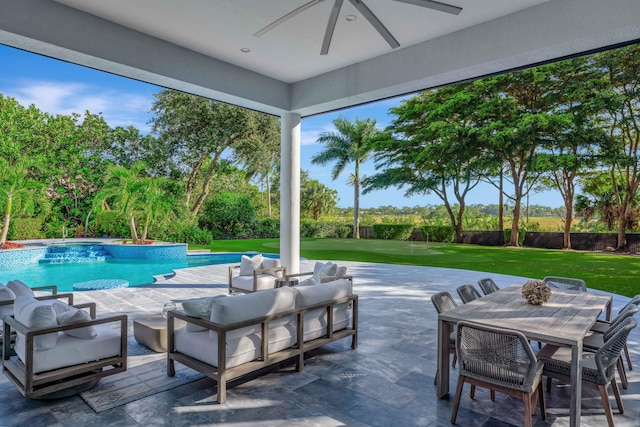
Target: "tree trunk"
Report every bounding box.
[563,199,572,250]
[509,198,521,246]
[192,153,221,216]
[266,171,272,218]
[353,182,360,239]
[498,171,504,232]
[129,215,139,242]
[0,196,11,247]
[185,155,206,208]
[616,205,628,251]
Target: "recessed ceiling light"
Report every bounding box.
[240,48,250,53]
[345,14,357,22]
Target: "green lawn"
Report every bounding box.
[197,238,640,297]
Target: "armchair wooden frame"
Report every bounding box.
[284,271,353,285]
[2,302,127,399]
[228,265,287,294]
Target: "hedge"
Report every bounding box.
[373,224,414,240]
[419,225,454,243]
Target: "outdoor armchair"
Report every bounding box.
[538,317,637,427]
[228,254,286,294]
[542,276,586,292]
[451,321,546,427]
[2,296,127,399]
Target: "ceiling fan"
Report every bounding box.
[253,0,462,55]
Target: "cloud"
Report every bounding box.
[1,79,153,133]
[300,122,336,146]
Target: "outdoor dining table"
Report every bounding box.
[437,284,612,427]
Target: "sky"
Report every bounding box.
[0,44,564,209]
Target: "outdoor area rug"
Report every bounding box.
[80,343,205,412]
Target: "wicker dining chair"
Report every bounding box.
[542,276,587,292]
[591,294,640,372]
[477,278,500,295]
[538,317,637,427]
[456,284,482,304]
[431,292,458,385]
[451,321,546,427]
[583,304,638,389]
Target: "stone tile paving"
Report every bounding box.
[1,260,638,426]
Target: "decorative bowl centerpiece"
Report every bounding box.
[521,280,551,305]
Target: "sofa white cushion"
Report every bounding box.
[182,295,226,332]
[13,296,58,350]
[7,280,34,298]
[0,285,16,321]
[239,254,263,276]
[292,279,353,342]
[313,262,338,283]
[211,287,297,326]
[261,258,282,278]
[175,323,296,369]
[231,274,278,292]
[15,324,121,374]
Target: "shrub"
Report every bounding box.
[95,211,129,238]
[250,218,280,238]
[420,225,454,243]
[373,224,414,240]
[8,218,44,240]
[200,192,255,233]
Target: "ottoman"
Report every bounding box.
[133,314,186,352]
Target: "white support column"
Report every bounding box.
[280,112,301,274]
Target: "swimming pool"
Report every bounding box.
[0,252,275,292]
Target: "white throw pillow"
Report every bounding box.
[13,296,58,350]
[239,254,264,276]
[183,295,225,332]
[297,277,317,287]
[57,308,97,339]
[335,266,348,279]
[313,262,338,283]
[261,258,282,278]
[0,285,17,321]
[7,280,34,298]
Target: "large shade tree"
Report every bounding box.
[150,90,256,216]
[364,85,484,243]
[311,117,378,239]
[593,45,640,250]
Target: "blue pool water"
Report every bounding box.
[0,253,273,292]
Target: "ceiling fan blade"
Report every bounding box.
[321,0,344,55]
[348,0,399,49]
[392,0,462,15]
[254,0,325,37]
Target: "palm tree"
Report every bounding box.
[94,162,148,242]
[0,159,50,247]
[311,117,378,238]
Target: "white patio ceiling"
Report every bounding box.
[0,0,639,117]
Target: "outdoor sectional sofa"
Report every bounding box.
[167,276,358,403]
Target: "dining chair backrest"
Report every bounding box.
[456,321,541,391]
[431,291,459,313]
[478,278,499,295]
[596,317,637,382]
[542,276,586,292]
[457,284,482,304]
[603,304,638,342]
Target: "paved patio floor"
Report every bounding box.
[1,260,639,426]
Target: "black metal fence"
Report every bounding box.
[359,226,640,252]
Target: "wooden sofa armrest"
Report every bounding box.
[31,285,57,295]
